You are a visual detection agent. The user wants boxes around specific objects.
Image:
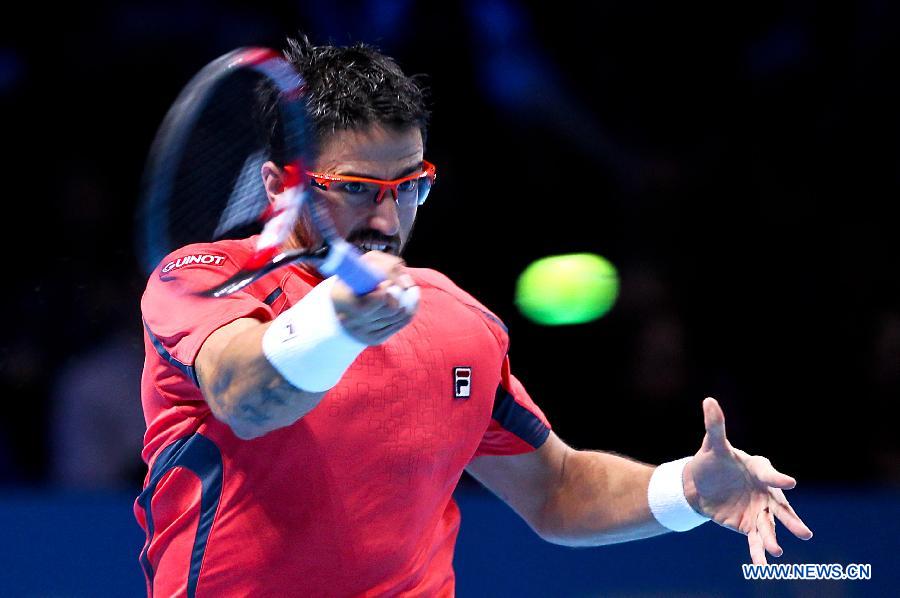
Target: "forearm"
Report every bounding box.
[539,449,668,546]
[198,320,327,440]
[197,276,377,439]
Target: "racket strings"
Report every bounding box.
[152,73,277,262]
[138,48,316,284]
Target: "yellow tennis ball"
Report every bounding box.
[515,253,619,325]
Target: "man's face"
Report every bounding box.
[300,124,425,256]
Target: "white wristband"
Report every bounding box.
[647,457,711,532]
[261,276,366,392]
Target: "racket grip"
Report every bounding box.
[318,239,386,295]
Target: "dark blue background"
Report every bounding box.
[0,485,895,596]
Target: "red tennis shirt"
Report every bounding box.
[136,237,551,597]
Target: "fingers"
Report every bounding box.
[331,253,419,345]
[702,397,729,453]
[340,309,412,346]
[355,254,418,315]
[746,454,797,490]
[750,498,812,564]
[363,280,418,316]
[744,454,811,540]
[361,318,413,345]
[359,250,409,282]
[335,254,417,315]
[355,281,411,314]
[747,525,767,565]
[770,488,814,540]
[748,506,781,564]
[365,305,413,329]
[345,286,413,327]
[386,282,420,313]
[758,507,783,558]
[394,272,416,289]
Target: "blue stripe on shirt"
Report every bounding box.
[143,319,199,386]
[492,385,550,449]
[137,433,224,597]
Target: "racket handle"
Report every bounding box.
[318,239,386,295]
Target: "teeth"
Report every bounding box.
[359,242,387,252]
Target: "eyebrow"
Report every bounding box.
[336,162,422,180]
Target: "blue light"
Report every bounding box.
[0,49,24,93]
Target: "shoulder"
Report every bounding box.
[141,236,276,360]
[141,237,263,318]
[152,237,257,280]
[410,267,509,335]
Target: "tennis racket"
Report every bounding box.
[137,47,385,298]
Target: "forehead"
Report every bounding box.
[313,124,424,175]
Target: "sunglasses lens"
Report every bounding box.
[395,176,433,207]
[309,167,434,207]
[415,177,433,205]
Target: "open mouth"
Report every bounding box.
[350,236,398,255]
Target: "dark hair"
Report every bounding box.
[261,34,430,165]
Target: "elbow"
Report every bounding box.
[533,508,624,548]
[208,403,268,440]
[229,422,269,441]
[531,498,595,548]
[224,403,279,440]
[203,374,280,440]
[541,533,592,548]
[220,407,280,440]
[205,389,274,440]
[534,523,595,548]
[530,498,571,546]
[533,520,581,547]
[533,526,566,546]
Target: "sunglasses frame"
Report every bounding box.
[306,160,437,206]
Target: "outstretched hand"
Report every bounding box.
[683,398,814,564]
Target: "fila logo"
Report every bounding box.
[454,367,472,399]
[161,254,227,274]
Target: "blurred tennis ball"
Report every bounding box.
[515,253,619,325]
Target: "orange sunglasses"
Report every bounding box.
[306,160,437,207]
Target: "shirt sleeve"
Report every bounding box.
[473,355,552,457]
[141,245,276,388]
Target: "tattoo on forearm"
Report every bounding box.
[202,356,320,433]
[259,383,291,407]
[238,402,272,427]
[235,380,298,427]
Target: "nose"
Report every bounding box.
[368,192,400,237]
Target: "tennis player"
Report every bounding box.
[137,35,812,596]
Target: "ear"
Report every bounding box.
[261,161,285,203]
